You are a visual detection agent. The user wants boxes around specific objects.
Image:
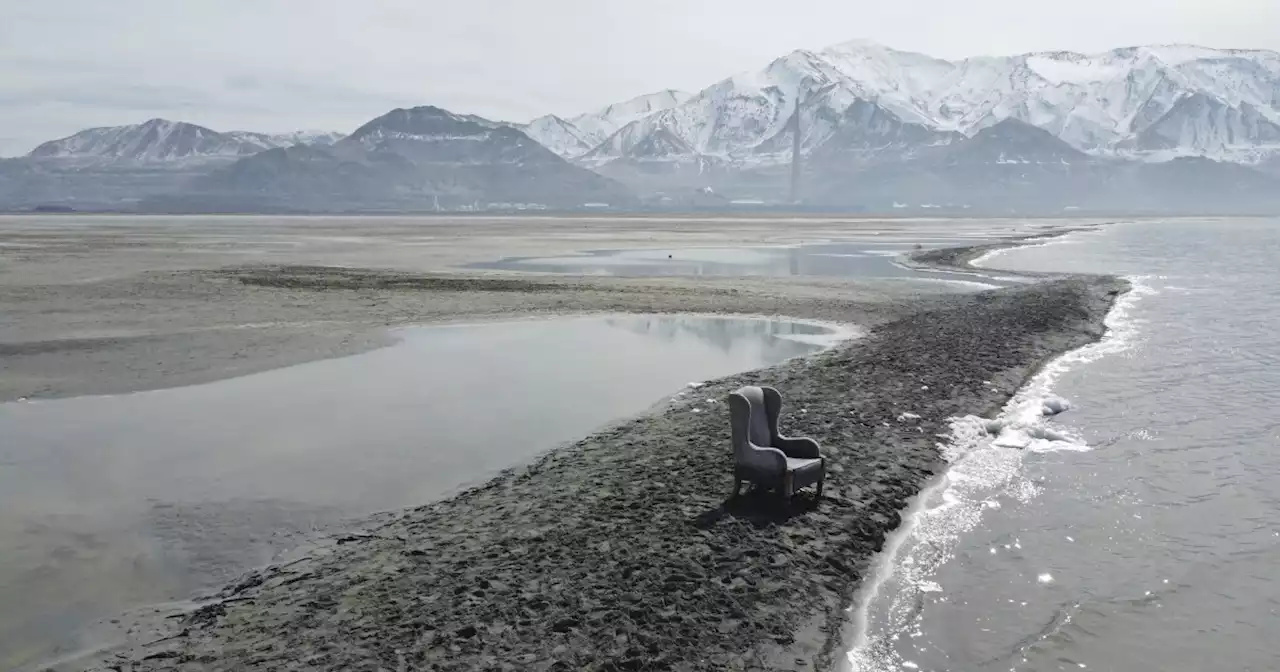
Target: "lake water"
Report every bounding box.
[465,220,1072,287]
[471,243,1018,285]
[471,243,1022,288]
[0,314,847,670]
[849,218,1280,672]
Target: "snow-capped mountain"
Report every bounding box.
[807,98,962,163]
[520,89,690,158]
[1125,93,1280,155]
[516,115,595,157]
[28,119,264,163]
[28,120,345,165]
[580,40,1280,166]
[227,130,346,149]
[570,89,691,146]
[942,118,1091,165]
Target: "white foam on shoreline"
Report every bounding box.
[846,275,1154,672]
[889,256,1024,289]
[970,240,1068,268]
[776,326,861,348]
[899,276,1005,291]
[844,473,945,668]
[971,223,1121,269]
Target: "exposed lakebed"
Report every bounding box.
[0,314,849,669]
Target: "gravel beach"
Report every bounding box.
[0,216,1124,671]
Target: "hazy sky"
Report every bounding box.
[3,0,1278,156]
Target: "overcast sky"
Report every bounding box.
[3,0,1278,156]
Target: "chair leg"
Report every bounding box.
[816,477,824,500]
[731,478,742,499]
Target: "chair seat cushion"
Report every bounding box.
[785,457,823,475]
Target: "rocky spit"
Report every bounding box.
[87,267,1126,672]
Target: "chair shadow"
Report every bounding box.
[689,488,821,530]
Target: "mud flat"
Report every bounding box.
[0,214,1103,402]
[86,274,1125,672]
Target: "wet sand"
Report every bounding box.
[0,215,1123,670]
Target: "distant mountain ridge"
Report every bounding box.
[501,39,1280,213]
[6,39,1280,213]
[797,117,1280,213]
[28,119,345,165]
[539,41,1280,169]
[154,106,632,211]
[1,107,629,212]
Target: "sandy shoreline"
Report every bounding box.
[0,216,1125,670]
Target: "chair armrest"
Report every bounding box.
[776,435,821,459]
[743,442,788,477]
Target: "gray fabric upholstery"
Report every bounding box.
[730,386,785,477]
[729,385,825,499]
[785,457,823,475]
[744,387,773,447]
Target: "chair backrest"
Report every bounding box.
[729,386,779,455]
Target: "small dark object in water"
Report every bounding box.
[668,254,673,258]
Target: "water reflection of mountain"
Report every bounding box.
[605,316,826,360]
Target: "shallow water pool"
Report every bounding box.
[468,241,1018,287]
[0,314,847,669]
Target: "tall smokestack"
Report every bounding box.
[790,96,802,205]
